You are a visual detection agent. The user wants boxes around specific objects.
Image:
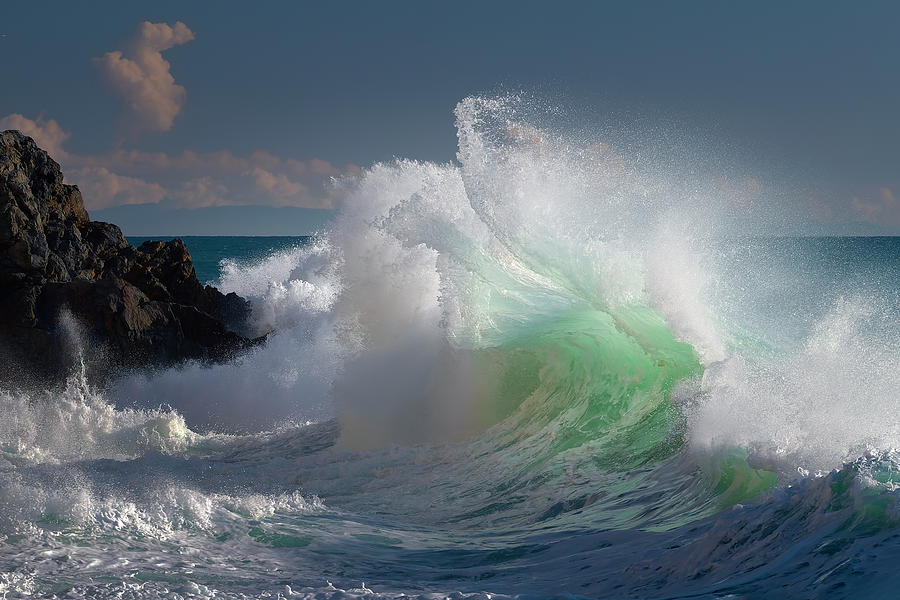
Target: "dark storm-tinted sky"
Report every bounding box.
[1,1,898,231]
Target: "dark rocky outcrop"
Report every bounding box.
[0,130,262,385]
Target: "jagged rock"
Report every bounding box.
[0,130,262,385]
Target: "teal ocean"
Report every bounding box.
[2,97,900,599]
[128,236,310,285]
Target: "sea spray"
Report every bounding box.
[687,295,900,476]
[3,96,900,597]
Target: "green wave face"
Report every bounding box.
[480,305,702,468]
[441,301,785,532]
[444,97,701,466]
[327,95,791,531]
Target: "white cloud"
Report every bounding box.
[0,113,70,159]
[70,166,166,210]
[68,148,358,209]
[95,21,195,132]
[247,167,310,204]
[3,112,360,211]
[171,176,229,208]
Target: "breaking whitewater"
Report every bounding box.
[3,96,900,599]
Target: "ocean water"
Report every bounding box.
[3,96,900,599]
[126,237,310,286]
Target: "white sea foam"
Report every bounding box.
[0,364,198,466]
[687,296,900,474]
[5,95,899,598]
[108,96,788,451]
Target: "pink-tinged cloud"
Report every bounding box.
[851,187,900,227]
[66,147,359,209]
[95,21,195,133]
[2,112,360,210]
[70,167,167,210]
[0,114,70,159]
[247,167,308,202]
[171,177,229,208]
[69,148,356,179]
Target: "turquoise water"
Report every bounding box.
[128,236,310,285]
[3,96,900,599]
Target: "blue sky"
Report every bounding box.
[1,1,899,233]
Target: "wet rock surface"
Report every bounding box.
[0,130,261,384]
